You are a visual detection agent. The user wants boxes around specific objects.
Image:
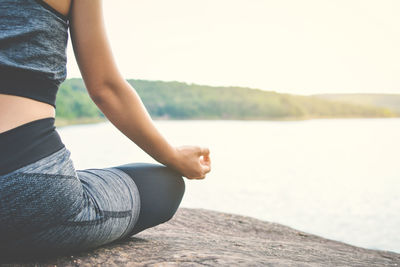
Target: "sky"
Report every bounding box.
[66,0,400,95]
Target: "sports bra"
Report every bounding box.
[0,0,70,108]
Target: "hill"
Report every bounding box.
[55,79,396,122]
[56,78,104,119]
[314,94,400,114]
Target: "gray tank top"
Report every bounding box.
[0,0,70,107]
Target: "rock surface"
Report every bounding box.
[1,208,399,266]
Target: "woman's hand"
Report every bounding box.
[169,146,211,180]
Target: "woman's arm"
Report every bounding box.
[69,0,210,179]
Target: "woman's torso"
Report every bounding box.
[0,0,72,134]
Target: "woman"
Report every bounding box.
[0,0,211,257]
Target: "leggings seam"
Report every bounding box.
[62,210,132,226]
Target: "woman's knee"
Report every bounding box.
[114,162,185,216]
[114,162,185,197]
[114,163,185,234]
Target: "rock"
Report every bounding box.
[1,208,399,266]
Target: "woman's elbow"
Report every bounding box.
[86,78,125,105]
[86,82,119,107]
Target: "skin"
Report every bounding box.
[0,0,211,180]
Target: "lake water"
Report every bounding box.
[58,118,400,253]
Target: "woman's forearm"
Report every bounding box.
[90,79,178,167]
[69,0,210,179]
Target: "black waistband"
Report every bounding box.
[0,117,65,175]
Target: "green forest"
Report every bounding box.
[55,78,398,123]
[314,94,400,114]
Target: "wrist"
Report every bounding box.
[159,146,179,168]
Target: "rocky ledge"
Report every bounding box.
[1,208,399,266]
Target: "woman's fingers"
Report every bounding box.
[197,147,210,156]
[202,164,211,174]
[188,154,210,179]
[199,148,211,174]
[172,145,211,180]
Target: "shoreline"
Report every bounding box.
[55,117,107,128]
[55,115,400,128]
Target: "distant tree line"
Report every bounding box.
[56,79,104,119]
[314,94,400,114]
[55,78,396,121]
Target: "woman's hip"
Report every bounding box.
[0,146,141,254]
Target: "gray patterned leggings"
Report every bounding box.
[0,147,185,257]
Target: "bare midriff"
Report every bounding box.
[0,94,55,133]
